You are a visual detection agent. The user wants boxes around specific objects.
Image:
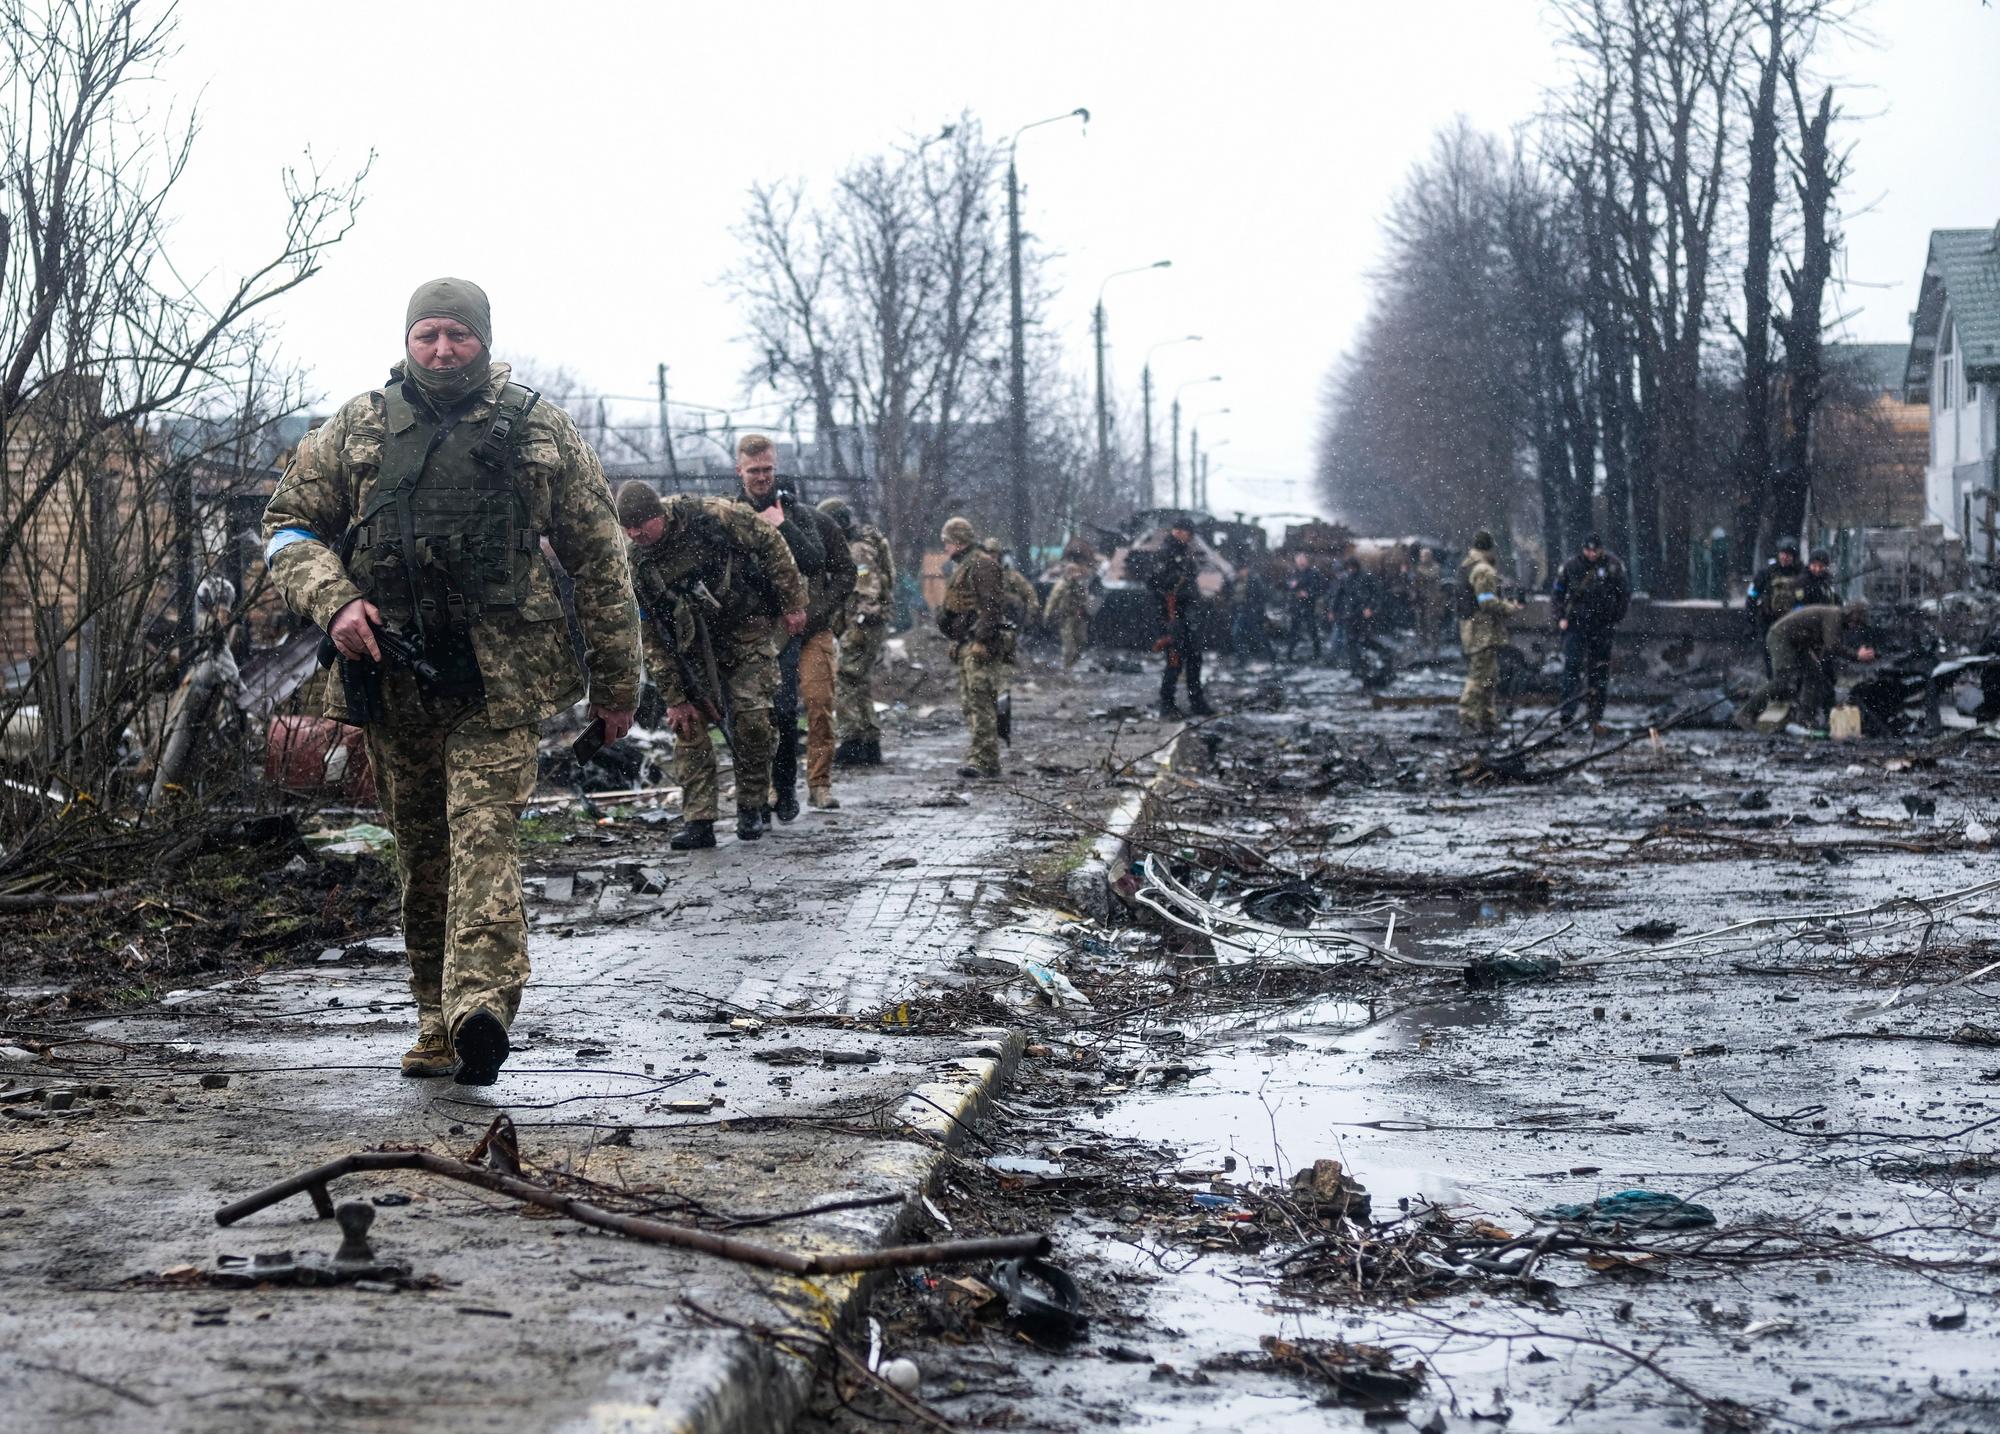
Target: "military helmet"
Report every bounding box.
[816,496,855,535]
[1470,530,1495,552]
[941,516,978,548]
[1810,548,1830,565]
[1776,537,1800,557]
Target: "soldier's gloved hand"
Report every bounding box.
[593,706,635,744]
[330,598,384,662]
[784,609,807,637]
[665,702,705,739]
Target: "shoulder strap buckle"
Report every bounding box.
[472,382,541,472]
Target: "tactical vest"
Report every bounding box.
[347,379,541,694]
[638,503,780,629]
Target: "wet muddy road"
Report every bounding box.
[804,660,2000,1434]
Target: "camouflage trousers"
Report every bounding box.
[957,649,1004,772]
[679,635,777,821]
[365,707,538,1041]
[1059,615,1088,669]
[1458,644,1502,733]
[836,620,886,741]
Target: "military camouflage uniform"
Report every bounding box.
[261,362,640,1044]
[1736,604,1860,730]
[1043,561,1092,669]
[1456,549,1517,735]
[1411,554,1445,656]
[835,524,895,745]
[631,496,805,822]
[940,544,1010,774]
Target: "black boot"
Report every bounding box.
[1189,692,1214,717]
[834,736,868,768]
[452,1009,509,1087]
[671,819,717,850]
[773,787,800,822]
[864,737,883,766]
[735,809,763,842]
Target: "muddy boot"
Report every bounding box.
[864,737,883,766]
[1189,693,1214,717]
[452,1009,509,1087]
[1159,701,1183,719]
[735,809,763,842]
[774,787,800,823]
[834,736,869,768]
[670,818,716,850]
[808,785,839,809]
[400,1026,455,1079]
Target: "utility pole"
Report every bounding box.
[1006,108,1088,572]
[1093,261,1171,511]
[1140,364,1154,508]
[657,363,679,478]
[1170,398,1181,510]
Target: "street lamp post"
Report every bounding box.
[1199,438,1232,510]
[1169,376,1221,510]
[1093,261,1171,508]
[1190,407,1230,511]
[1141,335,1201,509]
[1007,107,1089,573]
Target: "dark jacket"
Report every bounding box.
[1333,568,1382,627]
[1147,537,1202,619]
[1551,551,1631,630]
[798,505,857,638]
[1284,565,1329,608]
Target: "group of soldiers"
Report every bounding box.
[259,278,928,1088]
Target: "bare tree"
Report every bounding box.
[0,0,367,870]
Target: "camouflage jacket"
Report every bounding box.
[629,495,804,708]
[939,547,1007,654]
[261,362,640,728]
[845,526,896,627]
[1457,552,1517,653]
[1044,562,1091,623]
[1000,566,1039,628]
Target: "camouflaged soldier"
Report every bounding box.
[938,517,1009,779]
[1733,602,1876,732]
[1456,531,1519,736]
[262,278,640,1085]
[1043,550,1093,670]
[821,497,895,768]
[617,483,805,847]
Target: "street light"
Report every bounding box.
[1198,437,1232,510]
[1093,260,1171,506]
[1190,408,1230,513]
[1170,376,1221,510]
[1141,335,1201,509]
[1007,106,1089,573]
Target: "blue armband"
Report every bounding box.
[264,527,320,563]
[1476,591,1498,605]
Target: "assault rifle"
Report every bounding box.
[316,622,447,725]
[644,577,736,759]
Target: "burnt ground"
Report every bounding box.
[798,657,2000,1434]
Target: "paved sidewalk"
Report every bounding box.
[0,668,1164,1432]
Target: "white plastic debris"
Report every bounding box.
[1968,820,1993,845]
[878,1357,921,1393]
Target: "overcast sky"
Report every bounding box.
[163,0,1998,526]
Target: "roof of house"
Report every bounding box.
[1827,342,1912,398]
[1905,225,2000,400]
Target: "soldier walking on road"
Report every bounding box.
[1733,602,1876,733]
[262,278,640,1086]
[1150,515,1212,718]
[1411,546,1445,657]
[1456,530,1518,736]
[619,484,805,848]
[938,517,1010,779]
[734,435,853,817]
[1551,533,1630,732]
[1283,552,1328,662]
[822,498,894,769]
[1043,544,1095,670]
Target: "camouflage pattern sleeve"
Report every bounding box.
[543,410,642,711]
[848,537,884,620]
[875,532,897,594]
[742,511,807,616]
[627,554,688,708]
[260,400,370,631]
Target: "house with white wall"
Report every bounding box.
[1904,225,2000,544]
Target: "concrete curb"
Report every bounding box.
[604,1031,1025,1434]
[626,735,1192,1434]
[1064,727,1191,921]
